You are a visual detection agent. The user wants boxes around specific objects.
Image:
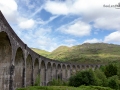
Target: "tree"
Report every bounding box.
[69,70,96,87]
[104,64,117,78]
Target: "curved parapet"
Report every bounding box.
[0,11,102,90]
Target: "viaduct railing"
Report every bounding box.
[0,11,101,90]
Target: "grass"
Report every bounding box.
[31,43,120,64]
[17,86,113,90]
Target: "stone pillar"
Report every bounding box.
[45,68,47,86]
[31,63,34,86]
[9,64,14,90]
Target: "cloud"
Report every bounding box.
[57,19,91,37]
[0,0,18,23]
[83,38,102,43]
[44,0,120,31]
[18,19,35,29]
[104,31,120,43]
[44,1,69,15]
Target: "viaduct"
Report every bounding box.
[0,11,101,90]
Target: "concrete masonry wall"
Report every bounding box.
[0,11,101,90]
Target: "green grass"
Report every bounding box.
[31,43,120,64]
[17,86,113,90]
[31,48,50,57]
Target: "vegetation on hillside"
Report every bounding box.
[31,43,120,64]
[31,48,50,57]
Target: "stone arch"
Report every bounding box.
[72,65,76,75]
[34,58,39,85]
[86,65,89,69]
[0,31,12,90]
[67,65,71,79]
[62,64,66,80]
[40,60,46,86]
[46,62,52,85]
[52,63,56,80]
[14,47,24,89]
[26,54,32,86]
[57,64,61,80]
[77,65,80,72]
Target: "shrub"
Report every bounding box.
[34,74,40,86]
[108,75,119,90]
[69,70,97,87]
[48,79,68,86]
[94,69,108,86]
[104,64,117,78]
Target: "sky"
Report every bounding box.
[0,0,120,52]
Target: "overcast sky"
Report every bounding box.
[0,0,120,52]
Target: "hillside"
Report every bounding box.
[31,48,50,57]
[31,43,120,64]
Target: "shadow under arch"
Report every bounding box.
[14,47,24,89]
[46,62,52,85]
[57,64,61,80]
[34,58,39,85]
[67,65,71,80]
[26,54,32,86]
[0,31,12,90]
[52,63,56,79]
[62,64,66,80]
[40,60,46,86]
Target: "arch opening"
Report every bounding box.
[52,63,56,80]
[34,58,39,85]
[72,65,76,75]
[40,60,46,86]
[67,65,71,80]
[46,62,52,85]
[26,54,32,86]
[62,64,66,81]
[57,64,61,80]
[0,32,11,90]
[14,47,24,89]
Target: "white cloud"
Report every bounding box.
[83,38,102,43]
[57,19,91,37]
[94,17,120,30]
[0,0,18,23]
[104,31,120,43]
[18,19,35,29]
[44,0,120,31]
[44,1,69,15]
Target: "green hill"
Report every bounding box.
[31,48,50,57]
[31,43,120,64]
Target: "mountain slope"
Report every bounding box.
[31,43,120,64]
[31,48,50,57]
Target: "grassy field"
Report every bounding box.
[17,86,113,90]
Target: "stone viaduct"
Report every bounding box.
[0,11,101,90]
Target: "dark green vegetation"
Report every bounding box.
[17,86,113,90]
[32,43,120,64]
[69,63,120,90]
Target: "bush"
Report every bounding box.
[108,75,119,90]
[94,69,108,86]
[34,74,40,86]
[48,79,68,86]
[104,64,117,78]
[69,70,97,87]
